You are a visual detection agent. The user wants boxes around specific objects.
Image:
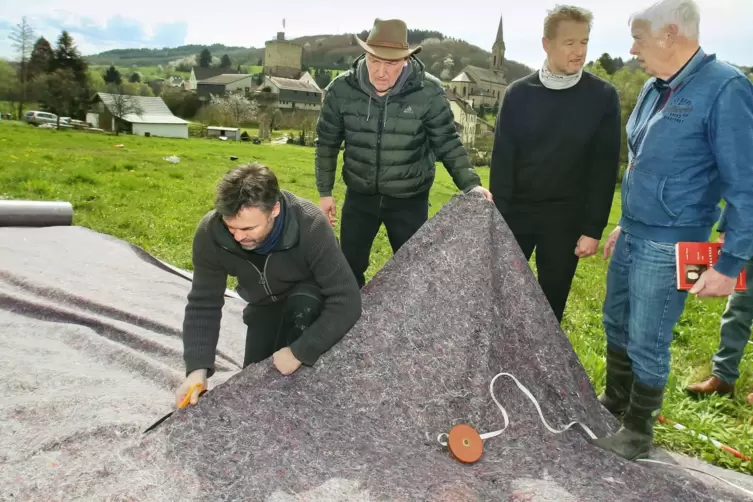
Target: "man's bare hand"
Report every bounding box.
[717,232,725,244]
[273,347,302,375]
[469,186,493,202]
[174,369,207,407]
[319,196,337,226]
[575,235,599,258]
[689,267,738,297]
[603,226,621,259]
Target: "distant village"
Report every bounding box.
[6,16,510,163]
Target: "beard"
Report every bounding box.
[238,222,274,250]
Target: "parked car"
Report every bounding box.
[23,110,58,126]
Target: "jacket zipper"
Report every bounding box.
[375,103,385,193]
[220,245,277,301]
[260,255,277,301]
[625,86,674,219]
[623,163,632,218]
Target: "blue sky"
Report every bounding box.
[0,0,750,69]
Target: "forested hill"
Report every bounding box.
[85,29,535,82]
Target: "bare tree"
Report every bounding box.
[253,89,280,141]
[106,85,145,135]
[297,113,318,146]
[209,93,258,127]
[8,16,35,118]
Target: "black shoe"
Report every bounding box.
[598,346,634,418]
[592,380,665,461]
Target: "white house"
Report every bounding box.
[196,74,255,100]
[263,75,322,111]
[87,92,189,139]
[185,66,238,91]
[445,88,478,148]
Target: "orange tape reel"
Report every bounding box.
[447,424,484,464]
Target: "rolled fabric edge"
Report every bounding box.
[0,200,74,227]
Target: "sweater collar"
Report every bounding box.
[250,197,286,255]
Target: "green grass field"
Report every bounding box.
[2,121,751,474]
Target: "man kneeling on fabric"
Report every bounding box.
[175,163,362,406]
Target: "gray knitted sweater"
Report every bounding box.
[182,190,362,376]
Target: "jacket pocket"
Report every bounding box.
[625,167,680,226]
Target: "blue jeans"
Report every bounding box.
[712,258,753,384]
[602,230,689,389]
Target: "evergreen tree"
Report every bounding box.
[199,48,212,68]
[220,54,232,68]
[597,53,617,75]
[103,65,122,85]
[129,72,141,83]
[43,31,91,119]
[50,31,88,83]
[28,36,54,78]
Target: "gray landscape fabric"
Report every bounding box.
[0,199,74,227]
[0,193,749,501]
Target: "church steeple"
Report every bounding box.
[491,15,505,72]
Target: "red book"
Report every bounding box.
[675,242,747,291]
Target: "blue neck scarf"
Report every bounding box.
[251,199,285,255]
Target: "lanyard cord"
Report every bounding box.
[437,371,753,499]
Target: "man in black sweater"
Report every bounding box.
[490,5,621,323]
[175,163,362,406]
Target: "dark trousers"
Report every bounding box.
[242,283,323,367]
[499,204,582,323]
[340,188,429,288]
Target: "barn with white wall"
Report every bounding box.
[87,93,189,139]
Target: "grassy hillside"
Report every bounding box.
[1,120,751,475]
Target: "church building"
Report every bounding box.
[448,16,508,108]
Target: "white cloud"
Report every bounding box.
[0,0,750,68]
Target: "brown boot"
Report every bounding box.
[685,375,735,398]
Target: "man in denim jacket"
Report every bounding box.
[592,0,753,461]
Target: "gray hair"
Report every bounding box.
[629,0,701,40]
[214,163,281,217]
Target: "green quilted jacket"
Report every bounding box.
[314,55,482,198]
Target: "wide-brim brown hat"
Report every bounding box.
[355,18,422,61]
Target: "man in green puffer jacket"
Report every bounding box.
[314,18,493,287]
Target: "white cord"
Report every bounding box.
[436,372,753,499]
[437,372,597,446]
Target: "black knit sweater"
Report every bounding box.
[182,190,362,376]
[489,71,622,239]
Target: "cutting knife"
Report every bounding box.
[143,383,207,433]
